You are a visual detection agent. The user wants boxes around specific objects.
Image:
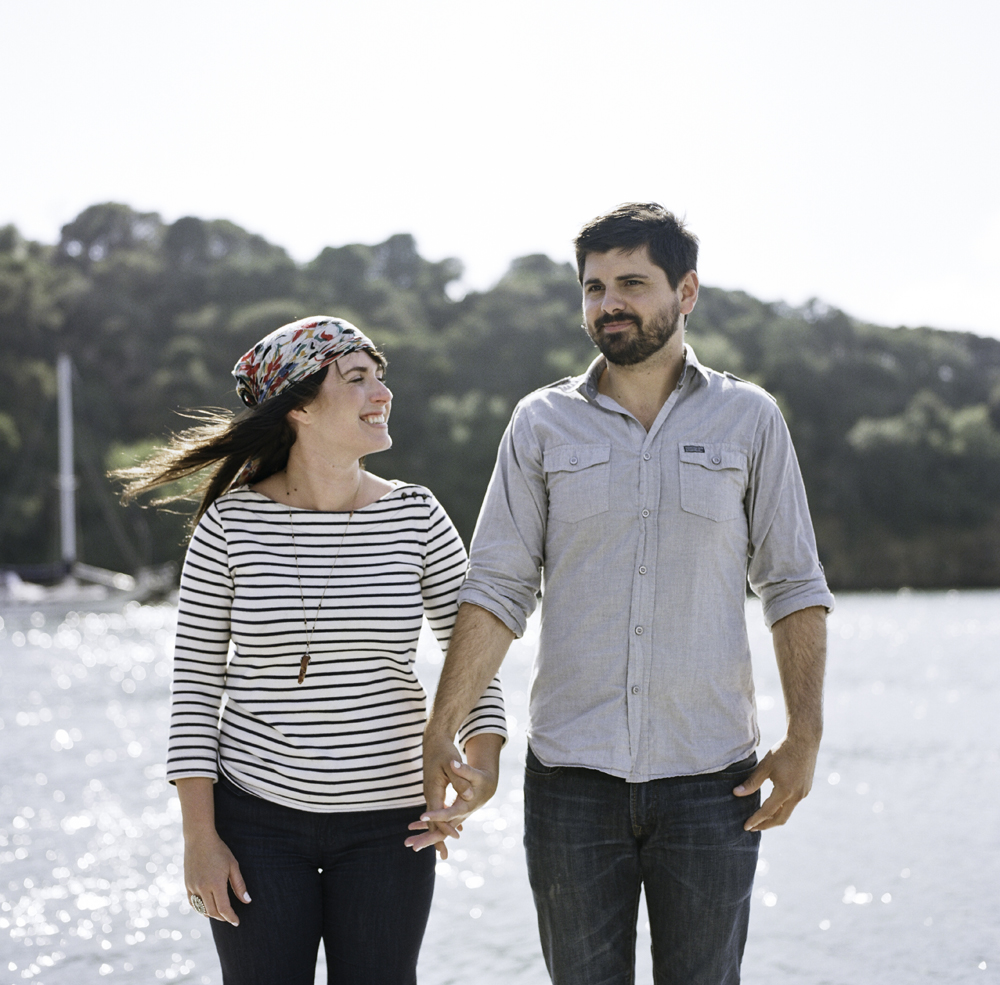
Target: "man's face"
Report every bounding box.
[581,245,688,366]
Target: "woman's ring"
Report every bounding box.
[190,894,208,915]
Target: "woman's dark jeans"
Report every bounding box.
[524,747,761,985]
[209,775,435,985]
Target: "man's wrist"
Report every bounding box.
[424,723,459,748]
[784,720,823,746]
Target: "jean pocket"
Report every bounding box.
[715,753,758,779]
[678,442,747,522]
[544,443,611,522]
[525,745,563,777]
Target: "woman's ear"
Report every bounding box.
[286,405,309,429]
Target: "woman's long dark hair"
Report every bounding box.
[112,368,333,527]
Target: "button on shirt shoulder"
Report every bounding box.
[459,346,834,782]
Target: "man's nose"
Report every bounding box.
[601,288,626,313]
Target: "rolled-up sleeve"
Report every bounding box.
[458,403,547,637]
[746,402,835,628]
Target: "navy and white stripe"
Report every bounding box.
[167,484,506,812]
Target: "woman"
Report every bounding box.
[116,316,506,985]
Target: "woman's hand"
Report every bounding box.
[176,777,250,926]
[403,815,463,859]
[184,828,250,926]
[404,732,502,855]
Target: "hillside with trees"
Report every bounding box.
[2,203,999,589]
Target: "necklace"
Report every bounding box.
[287,509,353,684]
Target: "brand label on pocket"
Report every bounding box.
[683,445,705,453]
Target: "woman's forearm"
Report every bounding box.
[175,776,219,838]
[463,732,503,774]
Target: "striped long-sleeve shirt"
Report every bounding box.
[166,483,506,812]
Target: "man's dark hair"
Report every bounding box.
[574,203,699,289]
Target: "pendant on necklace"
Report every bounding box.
[297,654,311,685]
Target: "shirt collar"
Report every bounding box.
[683,343,712,384]
[577,342,709,401]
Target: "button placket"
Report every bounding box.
[628,430,660,771]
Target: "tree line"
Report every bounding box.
[2,203,999,589]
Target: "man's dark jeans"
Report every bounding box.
[524,747,760,985]
[209,775,435,985]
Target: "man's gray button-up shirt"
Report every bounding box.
[459,346,835,782]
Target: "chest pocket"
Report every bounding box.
[544,443,611,523]
[678,442,748,522]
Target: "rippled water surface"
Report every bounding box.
[1,590,997,984]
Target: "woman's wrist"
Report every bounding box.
[175,776,219,838]
[463,732,503,773]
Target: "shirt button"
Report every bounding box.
[641,509,650,518]
[712,455,721,465]
[643,453,651,461]
[569,456,578,465]
[638,566,647,575]
[635,626,643,635]
[631,685,641,694]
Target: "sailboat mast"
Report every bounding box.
[56,352,76,567]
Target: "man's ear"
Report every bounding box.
[679,270,699,315]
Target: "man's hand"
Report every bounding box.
[733,731,821,831]
[736,605,826,832]
[405,731,465,857]
[404,603,513,856]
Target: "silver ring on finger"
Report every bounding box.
[190,894,208,916]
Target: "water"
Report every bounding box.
[0,591,997,984]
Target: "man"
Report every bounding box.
[407,203,834,984]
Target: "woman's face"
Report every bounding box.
[291,351,392,461]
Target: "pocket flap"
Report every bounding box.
[543,443,611,473]
[678,443,746,471]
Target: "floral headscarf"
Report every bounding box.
[228,316,381,488]
[232,316,379,408]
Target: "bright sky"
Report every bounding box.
[3,0,998,338]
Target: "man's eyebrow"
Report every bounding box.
[583,272,652,287]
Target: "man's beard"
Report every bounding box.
[587,299,681,366]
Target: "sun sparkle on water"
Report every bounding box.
[2,592,999,982]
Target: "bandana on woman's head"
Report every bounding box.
[232,316,378,408]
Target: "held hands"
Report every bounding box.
[184,829,251,926]
[733,731,821,832]
[405,732,500,857]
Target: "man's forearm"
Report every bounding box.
[735,604,827,830]
[428,602,515,738]
[408,604,515,851]
[772,605,827,740]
